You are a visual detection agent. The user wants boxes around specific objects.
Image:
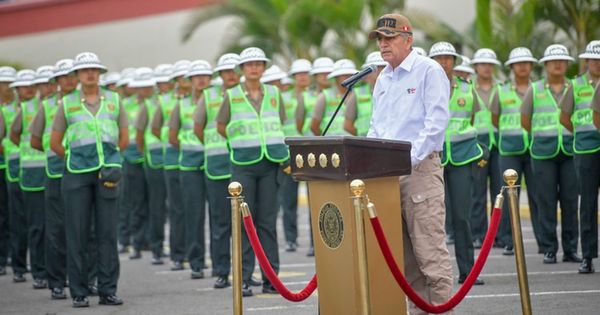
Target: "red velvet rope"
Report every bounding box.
[370,207,502,314]
[242,215,318,302]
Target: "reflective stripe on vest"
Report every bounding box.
[474,84,498,149]
[281,88,300,137]
[144,98,164,168]
[301,90,318,135]
[42,94,66,178]
[320,88,349,136]
[1,102,19,181]
[203,86,231,180]
[178,96,204,171]
[159,92,179,169]
[498,83,529,156]
[19,97,46,190]
[571,74,600,154]
[354,84,373,136]
[122,95,144,164]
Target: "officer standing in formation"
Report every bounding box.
[0,66,14,277]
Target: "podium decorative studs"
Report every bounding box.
[228,182,243,197]
[295,154,304,168]
[308,153,316,167]
[319,153,328,168]
[350,179,366,197]
[331,153,340,168]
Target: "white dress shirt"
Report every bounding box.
[367,49,450,166]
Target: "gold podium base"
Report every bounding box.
[308,176,407,315]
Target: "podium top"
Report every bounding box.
[285,136,412,181]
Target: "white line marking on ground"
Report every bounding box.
[466,290,600,299]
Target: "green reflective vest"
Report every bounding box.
[19,97,46,191]
[144,98,164,169]
[442,77,483,166]
[159,92,179,169]
[281,88,300,137]
[354,84,373,136]
[42,94,66,178]
[225,84,289,165]
[203,86,231,180]
[301,90,318,135]
[530,79,573,159]
[474,84,498,150]
[178,95,204,171]
[1,101,19,181]
[63,90,122,173]
[570,74,600,154]
[497,83,529,156]
[320,88,349,136]
[122,95,144,164]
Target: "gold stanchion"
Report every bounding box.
[228,182,244,315]
[350,179,371,315]
[503,169,532,315]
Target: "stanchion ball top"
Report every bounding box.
[350,179,366,197]
[503,169,518,186]
[228,182,243,196]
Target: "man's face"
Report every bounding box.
[17,85,36,100]
[294,72,310,89]
[37,82,56,98]
[586,59,600,77]
[545,60,568,77]
[266,80,283,90]
[137,86,154,98]
[157,82,174,93]
[76,68,100,87]
[0,82,9,95]
[176,76,191,89]
[57,73,78,94]
[510,62,533,79]
[191,75,211,91]
[432,55,455,76]
[220,69,239,88]
[241,61,266,81]
[377,34,412,67]
[474,63,494,80]
[314,73,330,88]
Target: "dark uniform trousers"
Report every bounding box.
[8,180,27,275]
[574,151,600,259]
[497,153,541,250]
[145,167,167,258]
[444,162,476,278]
[165,169,185,263]
[180,170,207,271]
[277,169,299,245]
[531,152,579,255]
[45,177,66,289]
[472,146,503,242]
[232,159,280,282]
[205,177,231,277]
[0,170,9,268]
[119,161,148,251]
[62,171,120,297]
[24,188,45,280]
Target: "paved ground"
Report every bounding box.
[1,186,599,315]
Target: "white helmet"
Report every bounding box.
[238,47,270,65]
[310,57,334,75]
[471,48,501,65]
[153,64,174,83]
[129,67,156,88]
[170,60,192,79]
[327,59,358,79]
[504,47,538,66]
[186,60,213,77]
[453,56,475,74]
[412,47,427,57]
[9,69,36,88]
[214,53,240,72]
[289,59,312,75]
[578,40,600,60]
[260,65,287,83]
[100,72,121,86]
[117,67,136,87]
[0,66,17,83]
[210,76,223,87]
[539,44,575,63]
[362,51,387,68]
[33,65,55,84]
[428,42,462,62]
[52,59,74,78]
[72,52,107,73]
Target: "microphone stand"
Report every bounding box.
[321,85,353,136]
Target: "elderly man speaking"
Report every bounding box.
[367,14,453,315]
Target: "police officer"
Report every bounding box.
[194,53,240,288]
[490,47,541,256]
[3,69,29,283]
[29,59,78,299]
[100,72,121,92]
[216,47,288,296]
[152,60,190,271]
[521,44,579,265]
[135,64,171,265]
[261,65,287,88]
[168,60,211,279]
[0,66,16,277]
[559,40,600,273]
[50,52,127,307]
[310,59,357,136]
[429,41,484,285]
[344,52,385,136]
[453,56,475,81]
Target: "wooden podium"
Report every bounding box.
[286,136,411,315]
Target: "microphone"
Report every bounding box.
[340,64,377,89]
